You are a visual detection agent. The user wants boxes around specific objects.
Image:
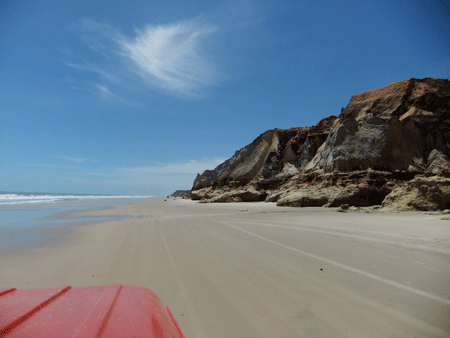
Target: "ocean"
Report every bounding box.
[0,192,154,248]
[0,192,153,206]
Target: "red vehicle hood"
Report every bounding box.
[0,284,185,338]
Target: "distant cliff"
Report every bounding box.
[170,190,189,198]
[190,78,450,211]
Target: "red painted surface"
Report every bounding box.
[0,284,185,338]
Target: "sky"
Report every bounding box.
[1,0,449,196]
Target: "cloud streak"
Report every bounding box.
[60,156,84,163]
[50,156,85,163]
[123,157,227,175]
[116,22,218,97]
[62,157,227,194]
[64,61,117,82]
[22,164,74,169]
[94,83,136,106]
[66,18,220,100]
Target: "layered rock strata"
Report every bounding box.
[192,115,337,190]
[189,78,450,211]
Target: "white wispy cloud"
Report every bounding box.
[64,61,117,82]
[67,172,118,177]
[65,17,220,100]
[60,157,227,194]
[94,83,136,106]
[22,164,74,169]
[123,157,227,175]
[52,156,85,163]
[77,19,118,58]
[116,22,218,97]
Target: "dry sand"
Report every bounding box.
[1,198,450,337]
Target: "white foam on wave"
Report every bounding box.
[0,194,153,206]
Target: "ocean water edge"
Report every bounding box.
[0,192,154,248]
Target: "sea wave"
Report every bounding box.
[0,193,153,205]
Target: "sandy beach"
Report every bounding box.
[1,198,450,337]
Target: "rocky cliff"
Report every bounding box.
[306,78,450,174]
[170,190,190,198]
[190,78,450,211]
[192,115,337,190]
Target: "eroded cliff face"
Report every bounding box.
[192,116,337,190]
[190,78,450,211]
[306,78,450,173]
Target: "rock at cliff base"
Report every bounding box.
[205,186,267,203]
[265,190,286,202]
[276,186,340,207]
[382,176,450,211]
[190,188,211,200]
[190,188,224,201]
[426,149,450,175]
[328,184,370,207]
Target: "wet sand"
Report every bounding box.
[1,198,449,337]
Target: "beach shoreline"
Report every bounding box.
[1,198,449,337]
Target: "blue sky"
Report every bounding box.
[1,0,449,196]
